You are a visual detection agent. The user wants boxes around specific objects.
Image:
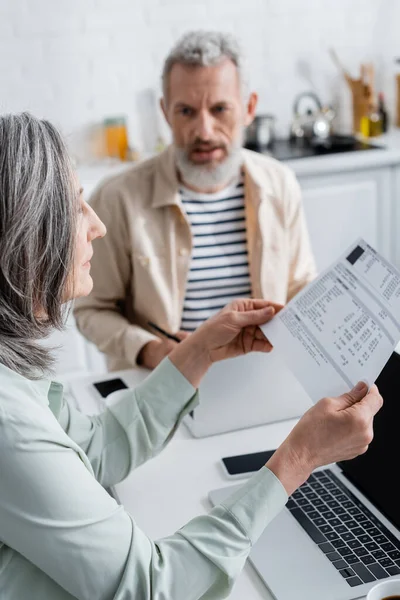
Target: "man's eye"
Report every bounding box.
[180,107,194,117]
[213,105,226,114]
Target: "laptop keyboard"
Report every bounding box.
[287,469,400,588]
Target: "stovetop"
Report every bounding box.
[245,135,383,162]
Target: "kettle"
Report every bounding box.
[245,114,276,149]
[290,91,335,142]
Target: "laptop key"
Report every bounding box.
[326,531,340,541]
[339,567,356,579]
[335,525,348,534]
[332,539,346,549]
[388,550,400,560]
[346,576,363,587]
[313,517,326,527]
[290,508,326,544]
[297,498,310,507]
[354,547,369,557]
[326,551,343,563]
[365,542,379,552]
[351,562,376,583]
[338,546,354,557]
[371,532,386,541]
[334,507,346,516]
[346,555,360,565]
[382,542,396,552]
[386,566,400,576]
[378,558,394,568]
[368,562,389,580]
[286,499,296,510]
[343,532,356,542]
[333,559,350,570]
[308,511,320,520]
[361,555,375,566]
[348,540,362,549]
[320,525,333,534]
[319,542,335,554]
[330,518,342,528]
[371,550,385,560]
[319,505,331,514]
[313,498,324,507]
[358,535,373,545]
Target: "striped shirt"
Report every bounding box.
[180,175,251,332]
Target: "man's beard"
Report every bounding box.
[175,131,244,190]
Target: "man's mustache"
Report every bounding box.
[189,140,227,152]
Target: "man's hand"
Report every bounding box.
[138,331,190,369]
[266,382,383,496]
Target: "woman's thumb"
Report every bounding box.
[340,381,369,406]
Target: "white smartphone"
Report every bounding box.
[220,449,276,480]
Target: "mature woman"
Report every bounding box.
[0,113,382,600]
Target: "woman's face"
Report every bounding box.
[68,187,106,300]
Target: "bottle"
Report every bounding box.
[360,103,383,138]
[103,116,129,161]
[378,92,389,133]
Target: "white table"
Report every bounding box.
[67,366,371,600]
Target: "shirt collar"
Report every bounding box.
[0,361,63,417]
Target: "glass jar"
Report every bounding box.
[104,116,129,161]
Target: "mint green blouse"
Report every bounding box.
[0,357,287,599]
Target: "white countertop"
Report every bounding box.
[76,129,400,197]
[286,129,400,177]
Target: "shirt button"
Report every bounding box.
[179,248,189,257]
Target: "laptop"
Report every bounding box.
[209,350,400,600]
[183,350,313,438]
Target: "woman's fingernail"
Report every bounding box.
[353,381,366,392]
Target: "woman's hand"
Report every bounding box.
[266,382,383,496]
[169,299,281,387]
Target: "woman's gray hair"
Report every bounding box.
[162,30,248,102]
[0,112,77,379]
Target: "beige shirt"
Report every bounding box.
[74,145,317,371]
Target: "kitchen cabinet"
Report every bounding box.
[298,166,393,272]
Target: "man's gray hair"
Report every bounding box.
[162,30,248,101]
[0,112,77,379]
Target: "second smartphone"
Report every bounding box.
[221,449,276,480]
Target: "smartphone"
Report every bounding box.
[221,449,276,480]
[93,378,128,398]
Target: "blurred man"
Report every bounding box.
[74,31,317,371]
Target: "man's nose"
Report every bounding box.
[194,110,214,140]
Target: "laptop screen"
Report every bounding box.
[338,351,400,531]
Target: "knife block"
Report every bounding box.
[349,83,372,134]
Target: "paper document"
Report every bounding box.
[261,238,400,401]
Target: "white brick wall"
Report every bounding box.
[0,0,399,155]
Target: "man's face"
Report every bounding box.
[161,59,257,189]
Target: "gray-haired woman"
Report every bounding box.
[0,112,382,600]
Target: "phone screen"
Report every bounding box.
[93,378,128,398]
[222,449,276,476]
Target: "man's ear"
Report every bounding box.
[244,92,258,127]
[160,97,169,125]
